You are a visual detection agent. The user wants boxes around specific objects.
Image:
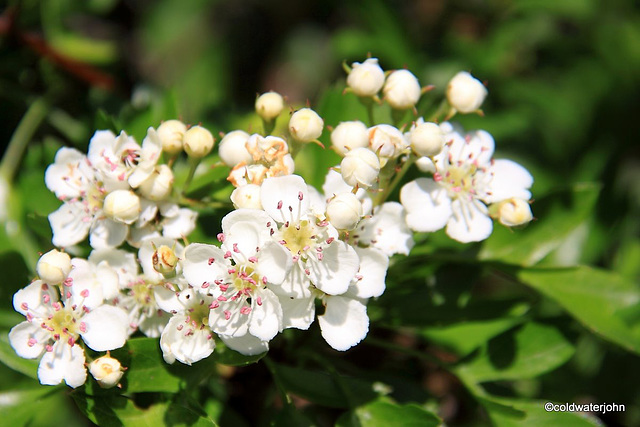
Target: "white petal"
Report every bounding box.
[9,321,47,359]
[400,178,452,232]
[45,148,91,199]
[137,198,158,227]
[307,241,359,295]
[256,242,292,285]
[357,202,414,256]
[128,128,162,188]
[483,159,533,203]
[128,225,161,247]
[68,258,109,309]
[183,244,228,292]
[223,220,263,262]
[220,333,268,356]
[352,247,388,298]
[306,184,326,216]
[446,199,493,243]
[248,289,282,341]
[154,285,184,313]
[272,266,313,298]
[318,296,369,351]
[89,218,127,249]
[222,209,273,240]
[138,310,170,338]
[209,298,249,337]
[38,342,86,388]
[415,157,435,173]
[13,280,52,316]
[49,203,91,248]
[89,248,139,286]
[261,175,309,223]
[160,316,215,365]
[81,305,129,351]
[279,296,315,330]
[162,208,197,239]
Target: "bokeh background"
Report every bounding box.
[1,0,639,425]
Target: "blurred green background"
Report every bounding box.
[1,0,639,425]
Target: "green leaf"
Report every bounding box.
[455,322,574,384]
[0,387,84,426]
[212,342,266,367]
[272,363,378,408]
[336,399,442,427]
[480,183,600,266]
[0,331,39,379]
[518,266,640,354]
[480,397,603,427]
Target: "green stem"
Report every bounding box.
[263,357,293,408]
[181,157,201,196]
[359,97,376,127]
[262,117,276,136]
[0,98,49,181]
[427,99,451,123]
[374,156,416,206]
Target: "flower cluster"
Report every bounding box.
[9,57,534,388]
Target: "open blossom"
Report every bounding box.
[227,135,295,187]
[183,209,293,348]
[9,280,128,388]
[400,122,533,243]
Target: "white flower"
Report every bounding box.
[326,192,363,230]
[331,121,370,154]
[340,147,380,189]
[218,130,252,167]
[87,130,141,192]
[400,123,533,242]
[322,169,372,215]
[184,126,215,159]
[353,202,414,256]
[127,127,163,189]
[261,175,360,297]
[255,92,284,121]
[156,120,186,155]
[347,58,385,97]
[37,249,72,285]
[183,209,293,343]
[231,184,263,210]
[227,135,294,187]
[495,198,533,227]
[446,71,487,114]
[138,164,174,201]
[9,280,129,388]
[289,108,324,142]
[157,288,216,365]
[383,69,421,110]
[368,124,409,161]
[89,355,125,388]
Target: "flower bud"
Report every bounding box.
[184,126,215,159]
[230,184,262,210]
[219,130,253,167]
[409,121,444,157]
[89,355,125,388]
[156,120,186,155]
[139,164,174,201]
[289,108,324,142]
[255,92,284,121]
[152,244,179,276]
[340,147,380,188]
[383,69,421,110]
[331,121,369,154]
[37,249,72,284]
[446,71,487,114]
[326,192,363,230]
[496,198,533,227]
[369,124,409,160]
[103,190,141,224]
[347,58,385,97]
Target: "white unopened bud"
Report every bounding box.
[103,190,141,224]
[383,69,421,110]
[496,198,533,227]
[230,184,262,209]
[139,164,174,201]
[409,122,444,157]
[446,71,487,114]
[289,108,324,142]
[326,192,363,230]
[255,92,284,121]
[152,244,179,276]
[331,121,369,154]
[369,125,409,160]
[347,58,385,97]
[37,249,72,284]
[340,147,380,188]
[184,126,215,159]
[219,130,252,167]
[156,120,186,155]
[89,355,125,388]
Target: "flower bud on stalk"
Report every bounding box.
[326,192,363,230]
[139,164,174,201]
[494,198,533,227]
[157,120,186,155]
[89,355,125,389]
[184,126,215,159]
[103,190,141,224]
[340,147,380,188]
[255,92,284,121]
[409,122,444,157]
[218,130,253,167]
[347,58,385,97]
[446,71,487,114]
[37,249,72,284]
[331,121,369,154]
[289,108,324,142]
[383,69,421,110]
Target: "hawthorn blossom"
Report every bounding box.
[400,123,533,243]
[9,280,128,388]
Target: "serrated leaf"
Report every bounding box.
[455,322,574,384]
[336,399,442,427]
[518,266,640,354]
